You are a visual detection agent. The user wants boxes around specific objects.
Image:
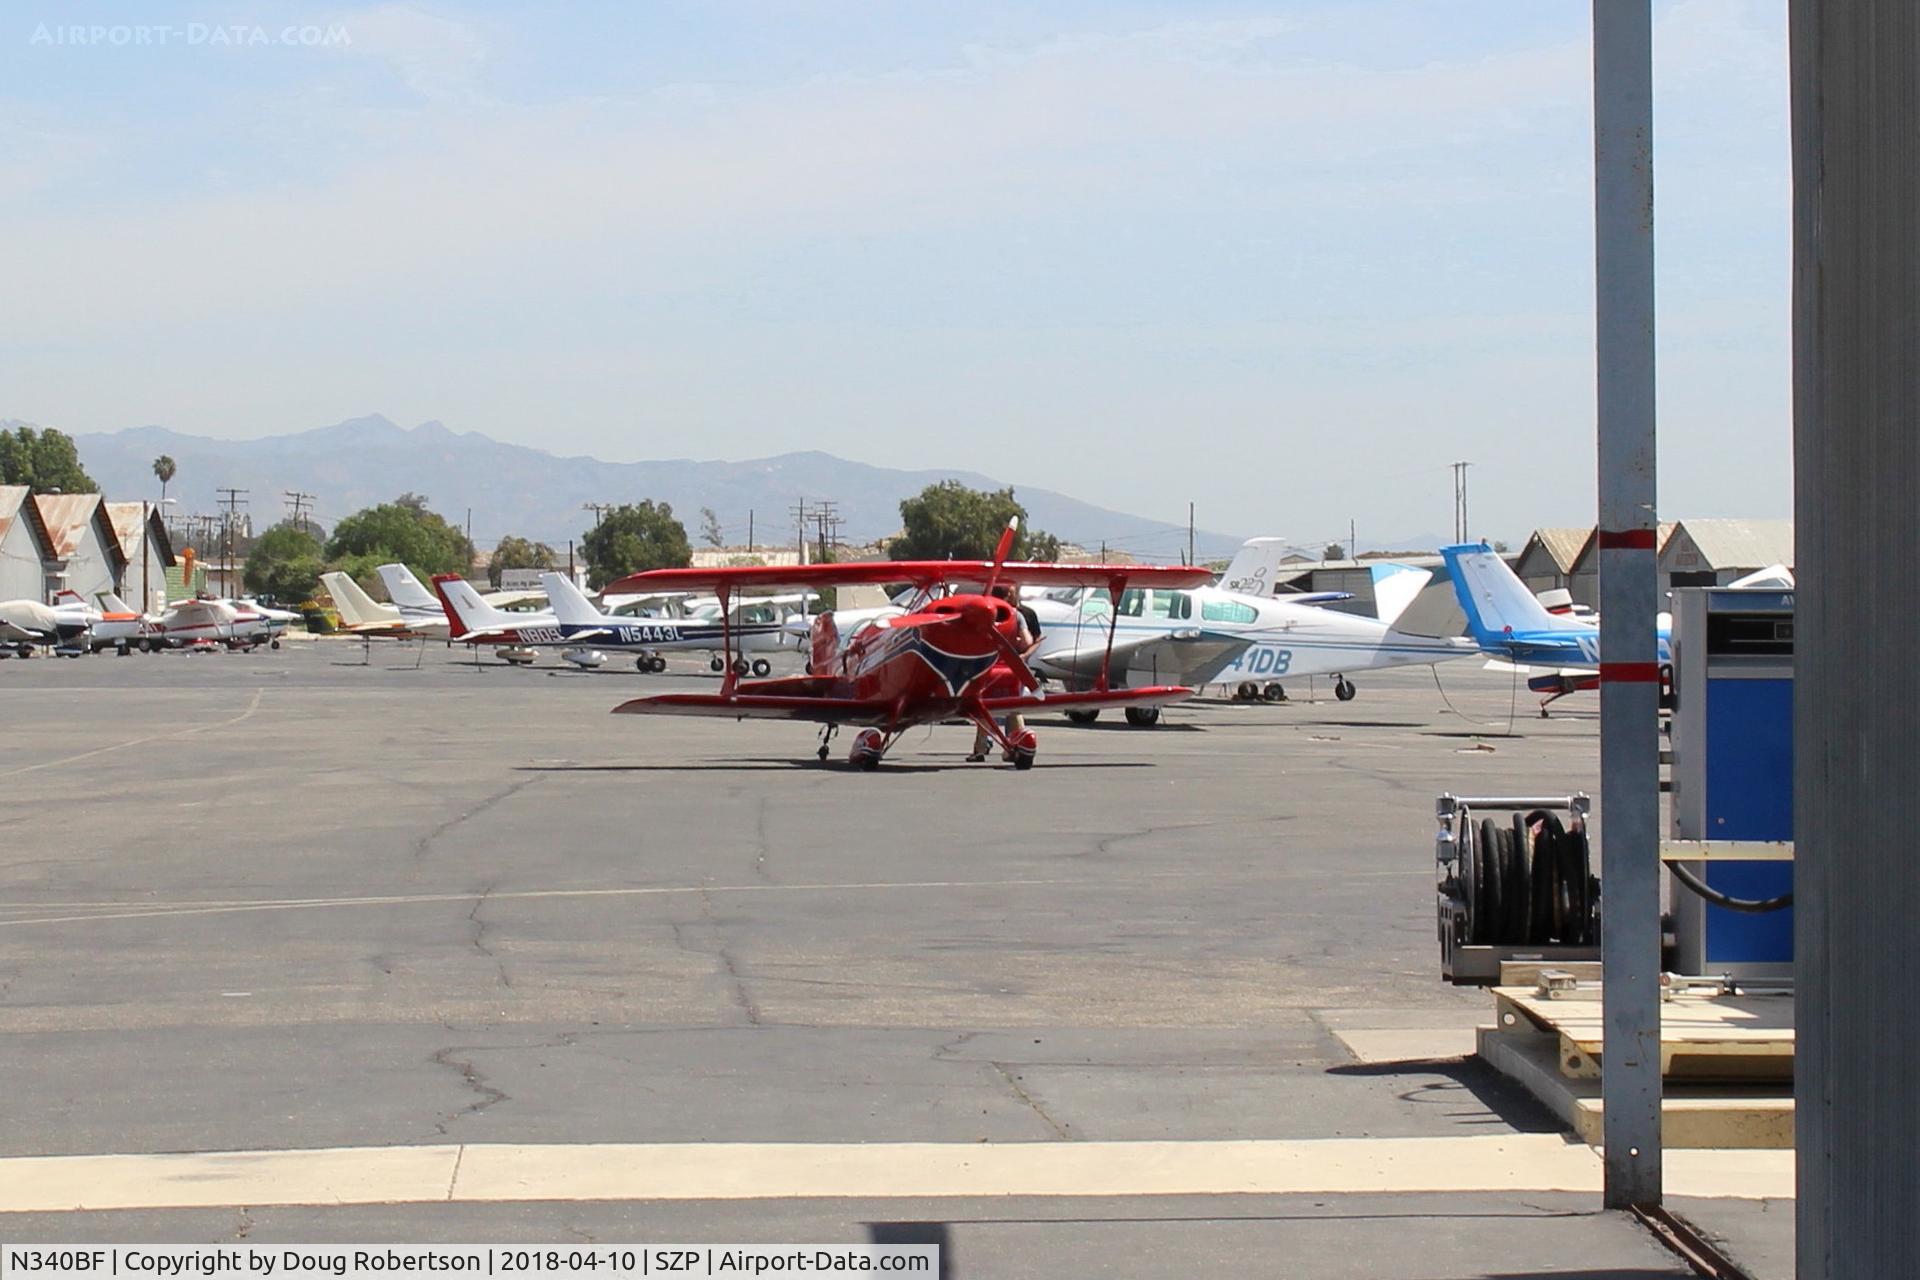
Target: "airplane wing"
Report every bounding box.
[611,693,894,725]
[608,561,1215,596]
[980,685,1196,714]
[1034,630,1249,687]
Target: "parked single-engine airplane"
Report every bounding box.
[0,595,96,656]
[1440,541,1672,712]
[153,596,279,649]
[322,571,415,637]
[542,572,798,673]
[602,521,1213,770]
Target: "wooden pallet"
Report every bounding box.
[1491,986,1794,1083]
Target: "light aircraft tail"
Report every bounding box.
[1368,564,1431,626]
[1216,537,1290,597]
[1440,542,1570,647]
[96,591,137,616]
[431,575,510,640]
[323,572,386,627]
[377,563,440,612]
[541,572,605,626]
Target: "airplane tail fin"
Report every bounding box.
[1367,564,1431,626]
[1216,537,1291,597]
[1440,543,1563,646]
[96,591,137,616]
[323,572,386,627]
[377,563,440,612]
[431,575,508,640]
[541,572,605,625]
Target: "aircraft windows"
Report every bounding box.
[742,604,775,623]
[1202,599,1258,624]
[1166,592,1194,620]
[1118,589,1146,617]
[1146,591,1174,619]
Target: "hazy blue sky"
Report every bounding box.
[2,1,1789,545]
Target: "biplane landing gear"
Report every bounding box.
[1334,676,1356,702]
[1010,727,1037,770]
[815,724,838,761]
[1124,706,1161,728]
[850,728,889,770]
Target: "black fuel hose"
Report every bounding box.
[1667,862,1794,913]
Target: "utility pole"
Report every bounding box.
[1350,518,1358,560]
[1450,461,1473,542]
[1593,0,1661,1210]
[283,490,316,534]
[747,509,754,553]
[1188,502,1195,567]
[215,488,248,598]
[583,502,615,527]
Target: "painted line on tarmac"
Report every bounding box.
[0,688,265,781]
[0,869,1427,930]
[0,1136,1794,1213]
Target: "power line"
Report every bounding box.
[283,490,316,534]
[215,487,248,598]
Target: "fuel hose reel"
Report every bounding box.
[1436,793,1601,984]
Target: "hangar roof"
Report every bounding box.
[104,501,176,568]
[1664,518,1795,571]
[1521,527,1593,574]
[31,493,117,565]
[0,485,51,555]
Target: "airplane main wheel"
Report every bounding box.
[709,656,725,672]
[1262,682,1286,703]
[270,639,281,650]
[636,657,651,672]
[1124,706,1161,728]
[1334,677,1357,702]
[1236,681,1258,701]
[732,658,751,676]
[751,659,771,677]
[1064,708,1100,725]
[850,728,886,770]
[817,745,830,761]
[649,656,668,673]
[1013,748,1036,771]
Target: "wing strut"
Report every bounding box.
[1097,572,1128,692]
[719,582,736,694]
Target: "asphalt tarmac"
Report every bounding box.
[0,638,1773,1276]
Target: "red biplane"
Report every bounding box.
[605,522,1213,771]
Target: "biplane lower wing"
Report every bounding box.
[612,693,895,725]
[979,685,1196,714]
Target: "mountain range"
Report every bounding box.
[54,415,1245,561]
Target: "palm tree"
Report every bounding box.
[152,454,176,501]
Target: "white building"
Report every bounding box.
[0,485,53,602]
[33,493,124,604]
[104,502,176,615]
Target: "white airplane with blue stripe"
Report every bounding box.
[1439,542,1671,669]
[1026,539,1475,716]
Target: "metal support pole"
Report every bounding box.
[1592,0,1661,1209]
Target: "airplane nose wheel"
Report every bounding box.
[1334,676,1357,702]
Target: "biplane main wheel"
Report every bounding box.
[709,656,725,672]
[1010,727,1037,770]
[1064,708,1100,725]
[1334,676,1356,702]
[1262,682,1286,702]
[817,745,830,761]
[751,659,771,677]
[850,728,886,770]
[1124,706,1161,728]
[1013,748,1036,770]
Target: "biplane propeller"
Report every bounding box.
[605,519,1212,770]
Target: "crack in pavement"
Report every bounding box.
[668,893,765,1027]
[467,883,511,989]
[991,1061,1072,1140]
[411,777,540,869]
[428,1042,510,1137]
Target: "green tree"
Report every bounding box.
[487,535,558,587]
[325,497,475,585]
[0,426,98,493]
[699,506,724,548]
[153,454,176,501]
[1323,542,1346,561]
[580,501,691,588]
[244,523,326,603]
[889,481,1061,561]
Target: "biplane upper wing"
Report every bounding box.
[607,561,1215,596]
[611,693,894,725]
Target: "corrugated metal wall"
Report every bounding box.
[1793,1,1920,1273]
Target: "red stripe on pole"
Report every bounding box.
[1596,528,1657,550]
[1600,662,1661,683]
